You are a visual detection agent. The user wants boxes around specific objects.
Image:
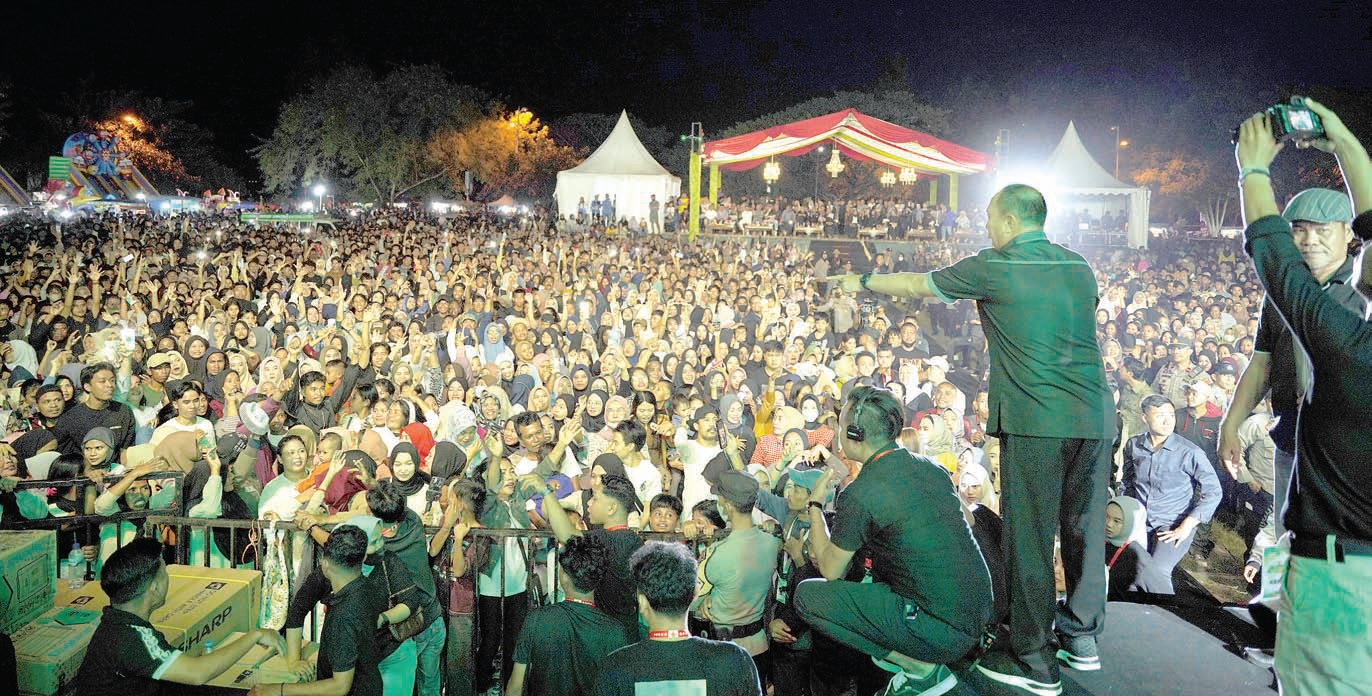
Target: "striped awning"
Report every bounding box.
[702,109,992,177]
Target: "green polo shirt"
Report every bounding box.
[929,231,1113,439]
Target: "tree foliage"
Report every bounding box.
[32,88,242,191]
[255,64,488,203]
[1128,146,1214,197]
[429,109,581,202]
[1128,146,1233,231]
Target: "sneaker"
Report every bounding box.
[975,652,1063,696]
[1243,647,1275,668]
[879,664,958,696]
[1055,633,1101,671]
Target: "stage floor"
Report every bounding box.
[954,601,1276,695]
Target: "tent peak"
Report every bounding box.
[561,109,673,177]
[1045,121,1129,190]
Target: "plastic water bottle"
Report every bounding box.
[65,543,85,590]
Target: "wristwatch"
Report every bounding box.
[808,501,825,512]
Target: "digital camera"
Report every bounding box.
[1232,96,1325,144]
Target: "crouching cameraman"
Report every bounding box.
[1235,97,1372,695]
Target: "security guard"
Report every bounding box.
[1151,343,1208,409]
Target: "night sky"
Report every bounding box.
[3,0,1370,187]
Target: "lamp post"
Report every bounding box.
[312,184,326,211]
[1110,126,1129,180]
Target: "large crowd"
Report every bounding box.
[0,182,1302,696]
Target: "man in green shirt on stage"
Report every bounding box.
[831,184,1114,695]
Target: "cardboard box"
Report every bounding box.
[12,607,101,696]
[206,631,320,689]
[0,530,58,635]
[54,565,262,654]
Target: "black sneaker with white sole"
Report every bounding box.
[1055,632,1101,671]
[974,652,1063,696]
[880,665,959,696]
[872,656,959,696]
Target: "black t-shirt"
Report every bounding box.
[741,312,762,339]
[73,607,182,696]
[892,340,929,362]
[744,367,784,402]
[317,575,385,696]
[52,400,137,456]
[1106,541,1171,595]
[285,551,416,661]
[513,601,638,696]
[830,445,993,634]
[594,637,761,696]
[586,527,644,623]
[1253,254,1365,453]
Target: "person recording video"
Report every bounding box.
[1234,96,1372,695]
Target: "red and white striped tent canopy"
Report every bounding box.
[702,108,993,177]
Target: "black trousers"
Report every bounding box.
[474,591,527,692]
[770,643,812,695]
[794,577,975,666]
[1000,434,1109,674]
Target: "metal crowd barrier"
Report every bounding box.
[5,492,718,693]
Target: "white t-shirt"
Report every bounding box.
[622,456,662,509]
[513,446,581,480]
[149,418,217,449]
[675,437,721,513]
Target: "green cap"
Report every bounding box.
[1282,188,1352,224]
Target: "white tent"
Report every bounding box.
[554,111,681,226]
[1043,122,1152,248]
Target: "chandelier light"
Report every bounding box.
[825,148,846,178]
[762,159,781,184]
[899,167,918,185]
[880,170,896,187]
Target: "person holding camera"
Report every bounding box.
[1235,97,1372,695]
[1219,176,1365,579]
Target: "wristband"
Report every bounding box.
[1238,166,1270,183]
[859,272,872,290]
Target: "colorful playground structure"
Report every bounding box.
[0,163,29,207]
[46,128,159,204]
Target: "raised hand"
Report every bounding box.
[1298,97,1362,155]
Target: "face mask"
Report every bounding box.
[802,406,819,423]
[267,431,286,448]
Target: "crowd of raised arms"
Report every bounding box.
[0,197,1280,695]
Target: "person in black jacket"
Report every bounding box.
[1103,495,1170,597]
[283,328,372,435]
